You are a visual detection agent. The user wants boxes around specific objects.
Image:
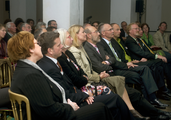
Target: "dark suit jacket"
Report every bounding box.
[120,29,126,38]
[57,51,88,89]
[11,61,76,120]
[37,56,88,105]
[110,38,132,63]
[3,33,12,43]
[125,35,155,60]
[83,41,127,74]
[97,38,128,70]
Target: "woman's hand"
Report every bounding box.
[67,99,80,111]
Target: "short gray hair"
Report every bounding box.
[55,28,68,48]
[20,23,29,31]
[35,22,46,29]
[98,23,107,34]
[6,22,13,31]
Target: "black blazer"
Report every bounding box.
[57,50,88,89]
[110,38,132,63]
[11,61,76,120]
[120,29,126,38]
[125,35,155,60]
[97,38,128,70]
[3,33,12,43]
[84,41,126,74]
[37,56,88,105]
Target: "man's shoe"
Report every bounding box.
[150,99,168,109]
[159,111,171,118]
[157,93,170,101]
[158,115,170,120]
[130,110,150,120]
[162,92,171,97]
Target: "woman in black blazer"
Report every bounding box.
[56,28,150,120]
[7,31,114,120]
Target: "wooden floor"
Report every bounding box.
[159,99,171,112]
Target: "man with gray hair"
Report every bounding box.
[20,23,32,32]
[4,22,16,43]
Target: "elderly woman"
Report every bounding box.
[57,28,149,119]
[7,31,114,120]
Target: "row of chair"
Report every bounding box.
[0,58,31,120]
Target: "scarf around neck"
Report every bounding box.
[20,59,67,103]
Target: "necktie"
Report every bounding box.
[94,45,100,55]
[135,39,142,49]
[109,42,121,62]
[57,62,63,75]
[140,39,154,54]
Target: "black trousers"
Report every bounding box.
[79,94,134,120]
[135,59,171,90]
[126,86,161,119]
[75,102,114,120]
[110,65,158,99]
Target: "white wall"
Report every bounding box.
[161,0,171,31]
[43,0,84,29]
[146,0,162,31]
[10,0,36,22]
[110,0,137,26]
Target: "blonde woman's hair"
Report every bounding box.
[68,25,82,48]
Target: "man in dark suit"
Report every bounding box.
[84,24,168,109]
[4,22,16,43]
[37,31,135,120]
[106,23,170,102]
[125,23,171,97]
[120,21,128,41]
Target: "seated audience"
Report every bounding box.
[153,22,171,65]
[47,20,57,29]
[35,22,46,29]
[0,24,8,58]
[141,23,165,56]
[83,23,167,108]
[37,31,135,120]
[14,18,24,33]
[46,26,56,31]
[20,23,32,32]
[4,22,16,43]
[91,21,100,29]
[56,28,150,119]
[7,31,114,120]
[120,21,128,41]
[125,23,171,95]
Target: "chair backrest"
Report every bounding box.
[8,89,31,120]
[0,58,12,88]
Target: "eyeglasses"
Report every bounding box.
[132,28,140,30]
[105,28,114,31]
[91,30,99,34]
